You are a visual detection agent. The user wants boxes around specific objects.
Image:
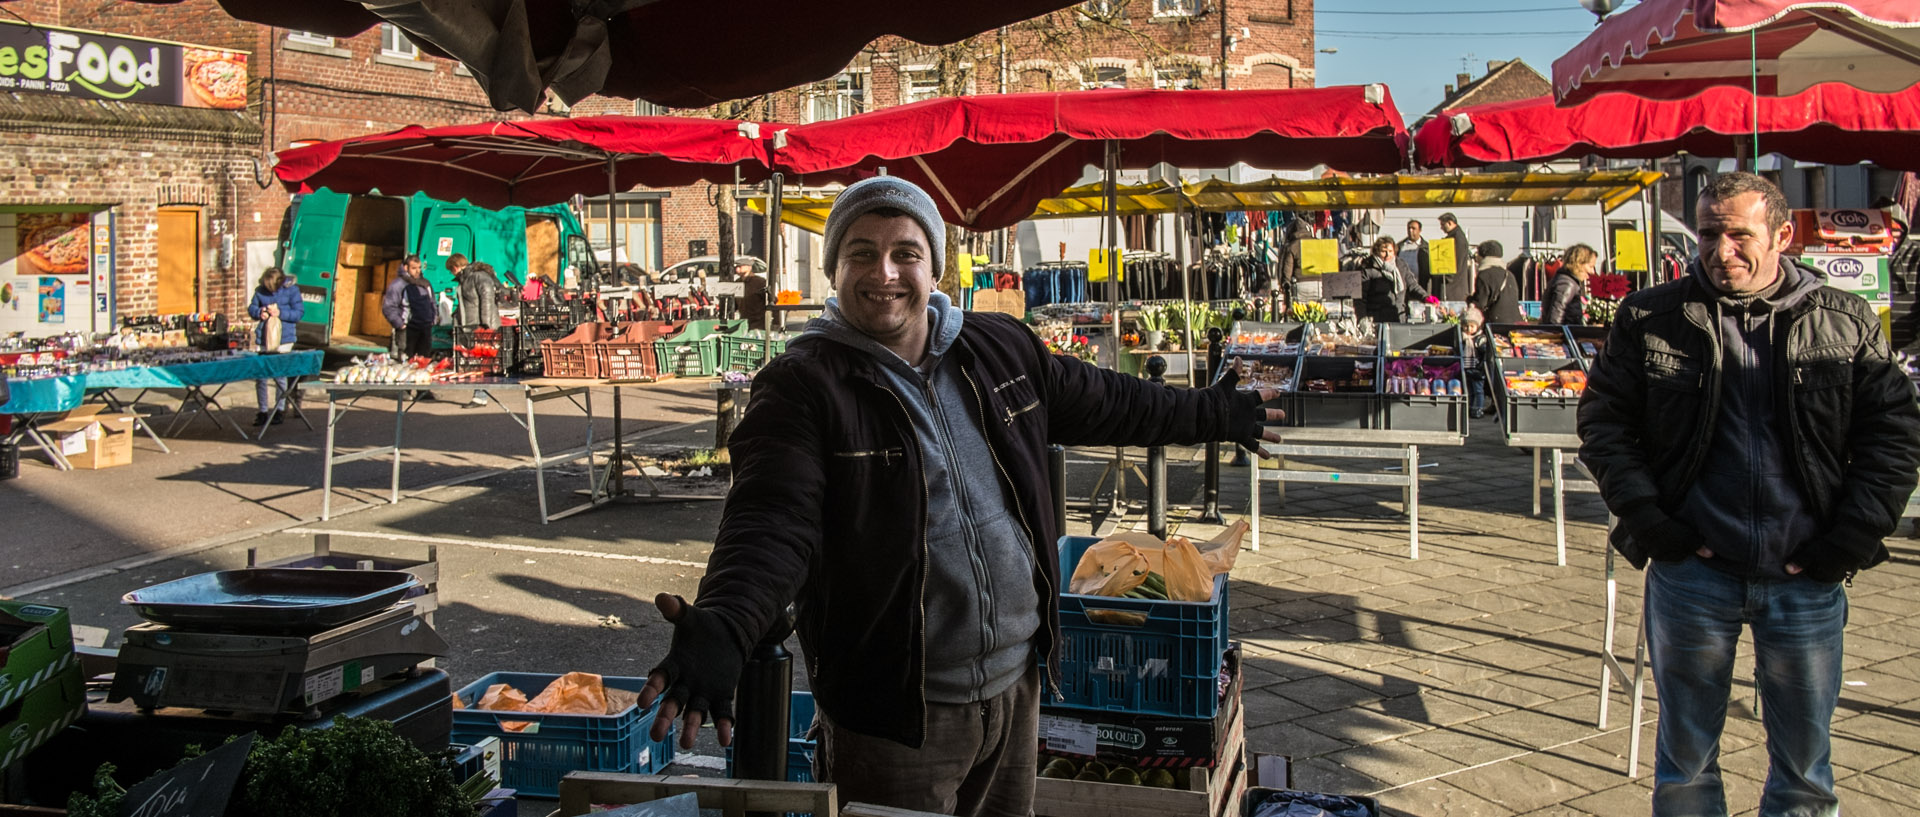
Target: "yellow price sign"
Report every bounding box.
[1089,248,1125,283]
[1428,239,1456,275]
[1299,239,1340,275]
[1614,229,1648,272]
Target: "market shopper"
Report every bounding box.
[1541,244,1596,325]
[735,258,770,330]
[1579,171,1920,817]
[1468,240,1522,324]
[1460,305,1493,420]
[638,175,1287,817]
[1397,220,1431,297]
[455,257,502,407]
[1358,236,1435,323]
[382,254,436,358]
[1430,212,1473,301]
[246,267,303,426]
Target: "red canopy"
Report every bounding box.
[272,117,775,209]
[1553,0,1920,105]
[1415,84,1920,172]
[773,86,1408,231]
[154,0,1080,112]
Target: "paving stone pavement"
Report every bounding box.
[1099,418,1920,817]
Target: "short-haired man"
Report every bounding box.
[1397,220,1430,290]
[638,176,1286,817]
[381,254,435,358]
[1430,212,1473,301]
[1580,171,1920,816]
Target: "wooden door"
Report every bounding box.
[156,207,201,314]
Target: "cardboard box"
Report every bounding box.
[1789,209,1895,255]
[0,662,85,768]
[338,242,375,267]
[1802,254,1891,299]
[362,292,392,335]
[1039,647,1242,768]
[0,602,75,710]
[38,405,136,469]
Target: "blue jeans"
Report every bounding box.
[1645,557,1847,817]
[1465,368,1489,415]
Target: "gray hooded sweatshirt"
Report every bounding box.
[793,291,1041,703]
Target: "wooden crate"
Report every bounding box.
[1033,684,1247,817]
[556,772,837,817]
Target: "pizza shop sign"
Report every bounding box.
[0,21,247,110]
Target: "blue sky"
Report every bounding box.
[1310,1,1622,122]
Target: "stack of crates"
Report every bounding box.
[719,330,789,372]
[1047,536,1230,719]
[597,321,683,381]
[653,319,745,377]
[453,327,512,376]
[0,602,85,769]
[539,323,608,378]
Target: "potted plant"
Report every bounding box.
[1134,305,1168,350]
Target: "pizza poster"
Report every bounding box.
[17,213,91,277]
[0,21,246,110]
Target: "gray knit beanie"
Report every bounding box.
[823,176,947,281]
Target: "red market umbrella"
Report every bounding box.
[1414,85,1920,172]
[272,116,776,209]
[1553,0,1920,106]
[772,86,1409,232]
[154,0,1081,112]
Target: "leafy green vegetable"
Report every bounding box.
[65,762,128,817]
[228,717,475,817]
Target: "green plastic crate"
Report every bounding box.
[654,337,719,377]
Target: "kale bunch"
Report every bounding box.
[228,717,472,817]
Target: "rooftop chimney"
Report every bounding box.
[1445,84,1455,96]
[1487,59,1508,72]
[1456,72,1472,89]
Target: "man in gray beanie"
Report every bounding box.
[639,175,1287,817]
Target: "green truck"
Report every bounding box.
[276,189,597,351]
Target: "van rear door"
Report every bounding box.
[280,192,351,346]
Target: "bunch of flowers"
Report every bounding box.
[1585,272,1632,326]
[1046,333,1097,363]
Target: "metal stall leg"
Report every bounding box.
[321,396,340,520]
[1148,444,1167,540]
[1049,445,1067,536]
[1200,441,1223,523]
[1406,444,1420,560]
[1248,453,1261,552]
[1552,447,1568,567]
[527,392,549,524]
[389,393,406,504]
[1532,447,1544,516]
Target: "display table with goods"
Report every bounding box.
[3,566,518,817]
[306,358,602,524]
[307,356,725,524]
[1487,323,1601,567]
[1226,319,1469,559]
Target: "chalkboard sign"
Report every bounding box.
[118,733,254,817]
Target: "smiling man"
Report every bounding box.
[1579,172,1920,817]
[639,176,1287,817]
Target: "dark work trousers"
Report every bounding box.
[402,324,433,358]
[814,664,1040,817]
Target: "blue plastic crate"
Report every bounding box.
[725,690,816,783]
[450,672,675,799]
[1049,536,1230,718]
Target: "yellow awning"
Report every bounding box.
[749,169,1664,234]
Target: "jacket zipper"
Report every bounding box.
[963,364,1064,702]
[876,382,932,746]
[833,448,902,465]
[1677,302,1723,489]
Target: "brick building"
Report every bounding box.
[0,0,544,337]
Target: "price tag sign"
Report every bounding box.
[119,733,254,817]
[1038,714,1098,756]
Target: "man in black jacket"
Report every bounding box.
[1429,212,1473,301]
[1468,240,1521,324]
[638,176,1284,817]
[1579,172,1920,817]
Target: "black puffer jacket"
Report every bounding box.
[1578,260,1920,577]
[696,311,1260,747]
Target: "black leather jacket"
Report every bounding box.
[1578,262,1920,575]
[696,311,1257,747]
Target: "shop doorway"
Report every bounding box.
[157,207,201,314]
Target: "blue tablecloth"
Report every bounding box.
[1,350,324,415]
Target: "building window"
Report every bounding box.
[633,100,666,117]
[286,31,334,47]
[807,72,866,123]
[1153,64,1202,90]
[904,68,941,103]
[380,24,417,59]
[1081,65,1128,90]
[1152,0,1200,17]
[583,198,664,271]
